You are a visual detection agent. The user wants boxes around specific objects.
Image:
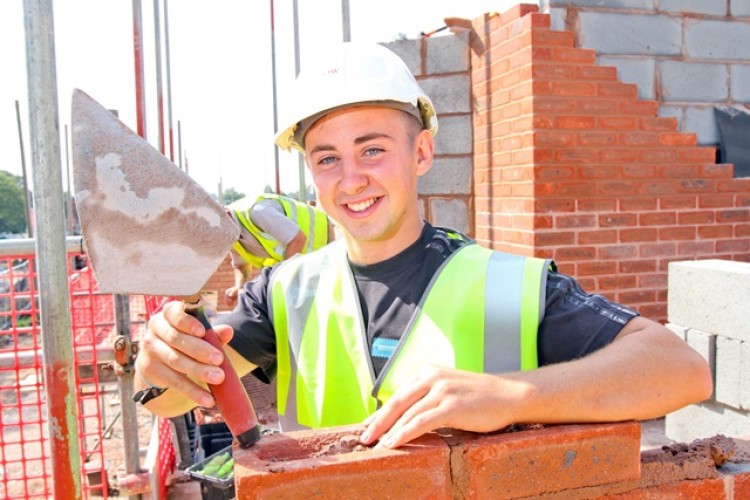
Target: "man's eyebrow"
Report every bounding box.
[354,132,393,145]
[309,133,394,155]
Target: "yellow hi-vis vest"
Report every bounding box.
[230,194,330,268]
[268,239,552,431]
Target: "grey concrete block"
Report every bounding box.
[426,33,469,75]
[659,61,729,102]
[733,0,750,16]
[430,198,469,234]
[658,105,685,128]
[598,56,655,99]
[419,74,471,114]
[665,402,750,443]
[578,12,681,55]
[434,115,472,156]
[665,323,688,340]
[685,106,720,145]
[418,157,472,195]
[685,19,750,60]
[715,337,743,408]
[544,0,654,8]
[731,64,750,101]
[668,259,750,342]
[549,7,567,31]
[685,329,717,393]
[383,39,422,77]
[660,0,727,16]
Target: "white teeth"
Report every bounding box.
[348,198,376,212]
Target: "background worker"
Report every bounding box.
[223,193,334,307]
[135,42,712,450]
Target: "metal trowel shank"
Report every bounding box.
[71,88,239,297]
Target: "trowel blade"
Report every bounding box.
[71,88,240,296]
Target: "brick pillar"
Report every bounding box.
[471,4,750,321]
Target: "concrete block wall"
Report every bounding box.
[541,0,750,150]
[665,259,750,443]
[385,35,475,236]
[470,3,750,320]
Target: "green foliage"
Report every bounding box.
[0,171,27,235]
[221,187,245,205]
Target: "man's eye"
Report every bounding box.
[317,156,336,166]
[363,147,384,157]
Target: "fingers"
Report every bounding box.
[139,300,232,407]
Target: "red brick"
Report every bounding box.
[619,289,656,304]
[599,274,637,290]
[451,423,641,499]
[234,425,451,499]
[533,215,553,229]
[555,115,596,129]
[610,478,725,499]
[620,197,658,211]
[717,208,750,223]
[555,246,596,260]
[640,117,678,131]
[599,116,639,130]
[618,100,659,115]
[620,228,658,242]
[734,470,750,498]
[555,214,597,228]
[577,65,618,81]
[599,245,638,259]
[659,132,697,146]
[640,212,676,226]
[640,243,676,258]
[659,226,697,241]
[578,261,617,275]
[599,82,638,98]
[536,231,575,246]
[619,260,657,273]
[578,199,617,212]
[717,239,750,253]
[599,213,637,227]
[597,181,636,196]
[578,230,618,244]
[678,210,715,224]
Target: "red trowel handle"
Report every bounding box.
[186,303,261,448]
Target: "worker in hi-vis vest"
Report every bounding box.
[135,42,711,450]
[223,193,334,308]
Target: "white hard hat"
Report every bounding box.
[275,42,438,154]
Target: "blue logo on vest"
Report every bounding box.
[371,337,398,359]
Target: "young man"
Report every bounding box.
[135,42,711,450]
[223,193,333,307]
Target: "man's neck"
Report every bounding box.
[344,219,425,266]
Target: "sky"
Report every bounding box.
[1,0,527,199]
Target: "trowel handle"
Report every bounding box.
[187,305,261,448]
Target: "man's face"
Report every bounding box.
[304,105,434,263]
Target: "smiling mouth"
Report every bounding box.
[347,197,379,213]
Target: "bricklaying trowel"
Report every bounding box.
[71,88,261,447]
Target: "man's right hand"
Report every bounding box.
[224,286,240,308]
[135,300,234,414]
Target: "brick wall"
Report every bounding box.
[471,4,750,320]
[200,3,750,322]
[541,0,750,149]
[233,421,750,499]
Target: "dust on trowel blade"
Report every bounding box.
[71,89,239,296]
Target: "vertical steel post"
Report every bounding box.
[270,0,281,195]
[64,124,74,235]
[22,0,82,498]
[132,0,147,138]
[292,0,305,201]
[177,119,183,170]
[341,0,351,42]
[14,100,33,238]
[163,0,175,162]
[153,0,165,154]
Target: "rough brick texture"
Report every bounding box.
[233,424,451,499]
[471,4,750,321]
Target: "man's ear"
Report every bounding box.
[414,129,435,177]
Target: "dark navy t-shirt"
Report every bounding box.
[221,223,638,382]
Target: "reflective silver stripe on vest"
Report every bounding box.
[268,244,344,430]
[484,251,524,373]
[303,204,317,254]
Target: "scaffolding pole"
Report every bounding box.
[22,0,82,498]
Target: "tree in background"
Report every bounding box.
[221,186,245,205]
[0,170,26,235]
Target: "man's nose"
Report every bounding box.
[339,157,368,194]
